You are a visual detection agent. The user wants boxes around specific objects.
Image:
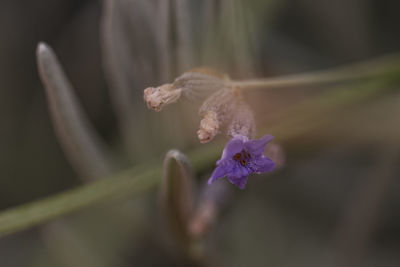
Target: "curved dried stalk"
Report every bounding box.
[36,43,112,181]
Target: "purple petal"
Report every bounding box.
[228,175,248,189]
[244,134,274,156]
[220,136,247,160]
[252,155,275,173]
[208,160,235,185]
[231,163,251,178]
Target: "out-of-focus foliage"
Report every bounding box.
[0,0,400,267]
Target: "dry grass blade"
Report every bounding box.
[36,42,112,181]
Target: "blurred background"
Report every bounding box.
[0,0,400,266]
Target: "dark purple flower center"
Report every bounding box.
[233,150,252,166]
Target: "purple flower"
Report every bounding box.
[208,134,275,189]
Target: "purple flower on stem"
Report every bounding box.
[208,134,275,189]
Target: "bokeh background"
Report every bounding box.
[0,0,399,266]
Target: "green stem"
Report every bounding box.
[230,54,400,89]
[0,145,222,238]
[0,166,160,237]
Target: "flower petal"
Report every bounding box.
[208,134,277,190]
[231,163,251,178]
[253,155,275,173]
[220,136,247,160]
[228,175,248,190]
[208,160,235,185]
[244,134,274,156]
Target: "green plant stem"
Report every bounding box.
[230,54,400,90]
[0,166,160,238]
[0,145,221,238]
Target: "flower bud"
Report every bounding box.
[143,84,181,112]
[143,68,228,112]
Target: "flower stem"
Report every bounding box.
[230,54,400,90]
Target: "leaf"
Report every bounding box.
[160,150,196,249]
[36,43,113,181]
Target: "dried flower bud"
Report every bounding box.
[143,68,228,112]
[143,68,259,144]
[143,84,181,112]
[197,88,239,143]
[197,111,219,143]
[227,101,256,139]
